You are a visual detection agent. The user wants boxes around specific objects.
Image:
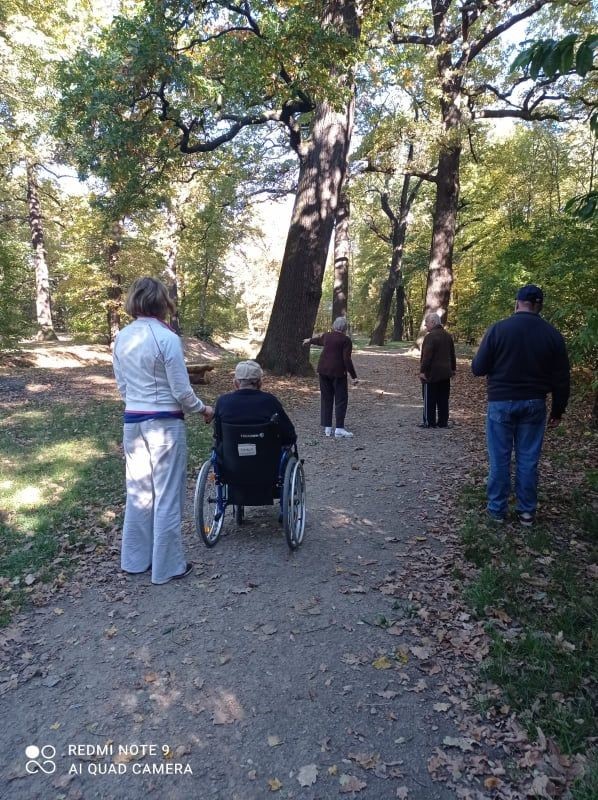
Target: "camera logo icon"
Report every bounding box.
[25,745,56,774]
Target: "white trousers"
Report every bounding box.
[121,418,188,584]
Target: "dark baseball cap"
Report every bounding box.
[516,284,544,303]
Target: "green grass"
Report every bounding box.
[0,398,213,623]
[458,458,597,756]
[571,754,598,800]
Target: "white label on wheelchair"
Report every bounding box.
[238,443,257,456]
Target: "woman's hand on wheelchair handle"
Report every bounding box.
[201,405,214,423]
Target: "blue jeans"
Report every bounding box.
[486,399,546,516]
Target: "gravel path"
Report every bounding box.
[1,349,472,800]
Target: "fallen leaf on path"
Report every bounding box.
[267,735,283,747]
[339,774,367,793]
[372,655,393,670]
[396,788,409,799]
[349,752,380,770]
[297,764,318,786]
[409,645,433,660]
[267,777,282,791]
[442,737,475,752]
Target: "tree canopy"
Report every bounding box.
[0,0,595,383]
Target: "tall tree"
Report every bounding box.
[256,0,363,372]
[57,0,366,374]
[25,162,57,340]
[388,0,591,334]
[333,183,350,321]
[1,1,102,339]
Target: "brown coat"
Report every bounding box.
[420,325,456,383]
[310,331,357,379]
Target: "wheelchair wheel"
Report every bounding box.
[235,505,244,525]
[282,456,306,550]
[194,459,224,547]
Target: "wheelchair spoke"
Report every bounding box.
[194,459,225,547]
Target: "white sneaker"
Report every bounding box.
[324,427,334,437]
[334,428,354,438]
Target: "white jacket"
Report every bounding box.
[113,317,205,414]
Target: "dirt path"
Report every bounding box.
[1,350,481,800]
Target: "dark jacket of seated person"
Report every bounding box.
[215,360,297,446]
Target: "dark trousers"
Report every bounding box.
[319,375,348,428]
[422,379,450,427]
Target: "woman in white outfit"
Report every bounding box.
[113,277,213,584]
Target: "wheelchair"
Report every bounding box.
[193,416,306,551]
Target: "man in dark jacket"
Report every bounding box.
[419,313,456,428]
[472,284,570,526]
[214,360,297,446]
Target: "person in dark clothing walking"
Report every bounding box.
[472,284,570,526]
[303,317,358,438]
[419,313,456,428]
[214,360,297,446]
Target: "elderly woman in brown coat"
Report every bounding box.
[303,317,358,438]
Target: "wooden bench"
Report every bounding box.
[186,363,216,385]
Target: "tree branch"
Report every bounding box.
[406,169,437,183]
[461,0,553,67]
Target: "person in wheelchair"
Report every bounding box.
[194,360,305,550]
[214,360,296,446]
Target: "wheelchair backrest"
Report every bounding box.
[217,419,282,487]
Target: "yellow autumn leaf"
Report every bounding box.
[372,655,393,670]
[267,777,282,791]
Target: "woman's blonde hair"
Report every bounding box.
[125,277,176,320]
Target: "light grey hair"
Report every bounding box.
[425,312,441,327]
[236,377,261,389]
[332,316,348,332]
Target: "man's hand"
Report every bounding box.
[419,372,427,383]
[352,379,359,387]
[547,416,561,428]
[302,338,311,346]
[201,405,214,424]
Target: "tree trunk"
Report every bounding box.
[332,184,350,321]
[392,283,405,341]
[106,220,124,343]
[26,162,57,341]
[421,143,460,334]
[257,0,360,375]
[163,205,182,334]
[418,29,462,344]
[370,160,418,345]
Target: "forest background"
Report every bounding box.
[0,0,596,379]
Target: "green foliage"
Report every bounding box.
[511,34,598,80]
[0,236,32,346]
[565,191,598,221]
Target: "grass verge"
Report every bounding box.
[458,415,597,758]
[0,396,213,625]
